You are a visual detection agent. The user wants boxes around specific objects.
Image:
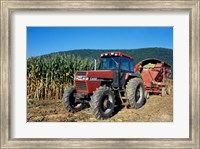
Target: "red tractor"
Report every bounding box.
[63,52,145,119]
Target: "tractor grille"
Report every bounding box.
[76,81,87,91]
[77,71,86,76]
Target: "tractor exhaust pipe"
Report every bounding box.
[94,59,96,70]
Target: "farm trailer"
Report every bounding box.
[134,58,172,97]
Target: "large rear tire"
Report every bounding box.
[90,86,115,119]
[126,78,145,109]
[63,86,84,113]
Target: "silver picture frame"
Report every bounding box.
[1,0,199,148]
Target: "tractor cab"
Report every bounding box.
[99,52,135,88]
[99,52,134,71]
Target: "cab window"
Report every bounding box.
[121,57,134,72]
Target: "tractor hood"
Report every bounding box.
[74,70,113,80]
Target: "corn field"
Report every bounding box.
[27,55,94,100]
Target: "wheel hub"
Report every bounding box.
[102,95,112,112]
[103,99,110,109]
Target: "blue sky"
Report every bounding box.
[27,27,173,57]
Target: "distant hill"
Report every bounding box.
[42,48,173,69]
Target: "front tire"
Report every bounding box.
[90,86,115,119]
[63,86,84,113]
[126,78,145,109]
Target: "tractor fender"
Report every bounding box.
[125,72,139,80]
[124,72,139,88]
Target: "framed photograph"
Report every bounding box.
[1,0,199,148]
[26,26,174,123]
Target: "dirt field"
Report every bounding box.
[27,95,173,122]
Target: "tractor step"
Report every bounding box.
[118,90,128,107]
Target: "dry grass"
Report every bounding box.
[27,95,173,122]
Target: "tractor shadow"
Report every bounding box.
[112,97,147,117]
[143,97,147,105]
[113,104,126,116]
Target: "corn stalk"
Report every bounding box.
[27,55,94,100]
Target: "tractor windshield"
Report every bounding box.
[99,57,120,70]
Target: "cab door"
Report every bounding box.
[119,57,134,87]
